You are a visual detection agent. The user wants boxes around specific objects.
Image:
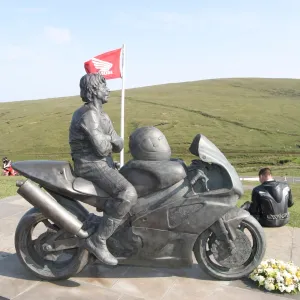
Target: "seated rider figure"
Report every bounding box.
[242,168,293,227]
[69,71,138,265]
[2,157,11,169]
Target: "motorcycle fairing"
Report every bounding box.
[113,135,244,267]
[116,228,198,268]
[112,192,241,268]
[132,186,239,233]
[105,174,239,268]
[189,134,243,196]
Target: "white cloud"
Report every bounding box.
[44,26,71,44]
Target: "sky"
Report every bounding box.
[0,0,300,102]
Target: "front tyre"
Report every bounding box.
[193,215,266,280]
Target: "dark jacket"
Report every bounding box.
[69,103,123,162]
[249,180,293,227]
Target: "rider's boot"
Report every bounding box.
[85,213,122,265]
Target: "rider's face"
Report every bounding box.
[96,78,110,104]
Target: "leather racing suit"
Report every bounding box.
[245,180,293,227]
[69,102,137,265]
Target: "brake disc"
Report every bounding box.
[210,230,252,268]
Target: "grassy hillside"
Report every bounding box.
[1,78,300,175]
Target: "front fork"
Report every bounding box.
[209,207,250,253]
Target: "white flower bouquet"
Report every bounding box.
[249,259,300,294]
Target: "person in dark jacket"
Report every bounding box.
[241,168,293,227]
[69,71,137,265]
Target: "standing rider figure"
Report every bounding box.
[69,71,138,265]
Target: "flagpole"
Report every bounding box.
[120,44,126,167]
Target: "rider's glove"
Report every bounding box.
[111,137,124,153]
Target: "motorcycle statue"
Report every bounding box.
[12,132,266,281]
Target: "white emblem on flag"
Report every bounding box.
[92,58,113,75]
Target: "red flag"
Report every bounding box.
[84,48,122,80]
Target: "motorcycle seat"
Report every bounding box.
[120,159,187,197]
[72,177,111,198]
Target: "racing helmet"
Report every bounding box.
[129,126,171,161]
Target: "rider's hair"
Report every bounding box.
[79,72,106,103]
[258,167,272,177]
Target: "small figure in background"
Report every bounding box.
[241,168,293,227]
[2,157,18,176]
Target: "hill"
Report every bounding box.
[1,78,300,175]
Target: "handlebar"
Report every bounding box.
[190,169,209,192]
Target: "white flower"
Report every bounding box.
[278,283,286,293]
[250,274,258,281]
[258,275,265,284]
[249,259,300,294]
[265,267,275,276]
[265,277,275,284]
[283,270,292,278]
[276,274,284,282]
[265,282,275,291]
[260,261,268,268]
[287,266,298,274]
[285,285,295,293]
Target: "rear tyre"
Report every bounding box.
[15,207,89,281]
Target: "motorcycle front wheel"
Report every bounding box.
[193,215,266,280]
[15,207,89,281]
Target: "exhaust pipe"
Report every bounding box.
[16,180,89,238]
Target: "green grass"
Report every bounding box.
[1,78,300,175]
[0,176,24,199]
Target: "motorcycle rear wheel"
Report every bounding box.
[15,207,89,281]
[193,215,266,280]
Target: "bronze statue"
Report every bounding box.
[11,73,267,282]
[69,72,137,265]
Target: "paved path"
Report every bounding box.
[0,195,300,299]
